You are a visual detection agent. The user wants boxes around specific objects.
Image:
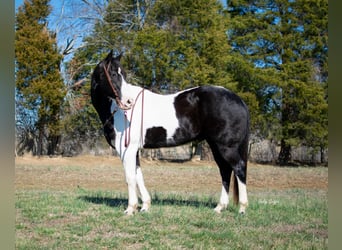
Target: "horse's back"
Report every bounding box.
[172,85,249,146]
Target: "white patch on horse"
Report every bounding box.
[236,176,248,214]
[214,185,229,213]
[118,70,190,145]
[143,93,179,139]
[136,167,151,212]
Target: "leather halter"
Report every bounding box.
[103,61,132,111]
[102,61,145,148]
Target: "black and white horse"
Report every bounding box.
[91,50,250,215]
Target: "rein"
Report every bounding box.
[124,89,144,147]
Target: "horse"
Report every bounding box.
[90,50,250,215]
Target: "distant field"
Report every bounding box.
[15,155,328,249]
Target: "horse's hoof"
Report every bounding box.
[124,210,134,216]
[214,203,227,214]
[140,208,149,213]
[214,207,222,214]
[239,202,248,215]
[124,205,137,216]
[140,201,151,213]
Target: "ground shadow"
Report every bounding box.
[79,196,127,208]
[79,194,218,209]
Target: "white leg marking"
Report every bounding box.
[136,167,151,212]
[236,176,248,214]
[214,185,229,213]
[123,156,139,216]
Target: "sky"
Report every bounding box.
[16,0,99,63]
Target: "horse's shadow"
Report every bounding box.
[79,196,127,208]
[79,194,218,209]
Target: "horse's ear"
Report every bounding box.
[105,50,114,62]
[114,52,123,62]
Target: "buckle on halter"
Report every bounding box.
[121,96,134,110]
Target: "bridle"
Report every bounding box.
[103,61,132,111]
[102,61,145,148]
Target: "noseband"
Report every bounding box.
[103,62,132,111]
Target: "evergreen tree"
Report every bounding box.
[227,0,328,165]
[15,0,66,155]
[70,0,236,92]
[131,0,235,91]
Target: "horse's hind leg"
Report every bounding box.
[215,166,233,213]
[209,141,248,214]
[233,159,248,214]
[209,141,233,213]
[135,152,151,212]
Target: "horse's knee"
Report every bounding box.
[125,175,136,186]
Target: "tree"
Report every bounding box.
[131,0,235,91]
[15,0,66,155]
[227,0,328,165]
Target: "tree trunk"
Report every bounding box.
[320,145,325,164]
[37,128,43,157]
[278,139,291,166]
[201,141,214,161]
[47,134,61,156]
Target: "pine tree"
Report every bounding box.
[132,0,235,92]
[227,0,328,165]
[70,0,236,92]
[15,0,65,155]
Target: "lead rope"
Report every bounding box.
[124,89,145,148]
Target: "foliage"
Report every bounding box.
[61,74,108,155]
[15,0,66,155]
[72,0,235,91]
[60,35,112,155]
[227,0,328,165]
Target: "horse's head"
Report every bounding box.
[91,50,128,149]
[91,50,127,100]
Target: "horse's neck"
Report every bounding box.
[121,80,143,98]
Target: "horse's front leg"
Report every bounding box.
[136,166,151,212]
[135,152,151,212]
[123,151,139,215]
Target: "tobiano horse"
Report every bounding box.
[91,50,250,215]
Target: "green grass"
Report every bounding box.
[15,188,327,249]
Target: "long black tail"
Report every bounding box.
[233,110,250,205]
[233,175,239,205]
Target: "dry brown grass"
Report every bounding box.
[15,154,328,193]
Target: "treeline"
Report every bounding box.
[15,0,328,166]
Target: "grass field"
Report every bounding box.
[15,155,328,249]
